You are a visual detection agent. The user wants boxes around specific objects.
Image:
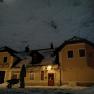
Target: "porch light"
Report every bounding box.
[47,65,52,70]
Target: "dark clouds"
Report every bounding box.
[0,0,94,50]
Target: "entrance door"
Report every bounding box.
[48,73,54,86]
[0,71,5,84]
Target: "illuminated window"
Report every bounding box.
[68,50,73,58]
[79,49,85,57]
[3,57,7,63]
[41,71,44,80]
[30,72,34,80]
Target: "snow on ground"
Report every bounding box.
[0,86,94,94]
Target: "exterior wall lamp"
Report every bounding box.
[42,65,52,71]
[47,65,52,71]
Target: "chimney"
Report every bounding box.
[25,45,30,52]
[50,42,54,49]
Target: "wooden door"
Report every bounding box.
[48,73,54,86]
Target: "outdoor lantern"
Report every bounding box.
[47,65,52,70]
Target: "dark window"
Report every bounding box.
[3,57,7,63]
[41,71,44,80]
[68,50,73,58]
[79,49,85,57]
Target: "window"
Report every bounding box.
[41,71,44,80]
[3,57,7,63]
[79,49,85,57]
[68,50,73,58]
[30,72,34,80]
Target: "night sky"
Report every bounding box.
[0,0,94,50]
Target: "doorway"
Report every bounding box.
[0,71,5,84]
[48,73,54,86]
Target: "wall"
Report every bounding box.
[25,65,60,86]
[0,52,15,68]
[59,43,94,86]
[0,51,16,84]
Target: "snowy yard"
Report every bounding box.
[0,86,94,94]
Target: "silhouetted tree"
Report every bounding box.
[19,64,26,88]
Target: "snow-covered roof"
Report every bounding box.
[33,47,56,63]
[13,47,57,67]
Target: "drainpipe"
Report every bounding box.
[60,66,62,86]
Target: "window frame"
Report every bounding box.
[79,49,86,57]
[67,50,74,58]
[41,71,44,80]
[30,71,34,80]
[3,57,7,63]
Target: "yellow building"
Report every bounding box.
[0,46,60,87]
[1,36,94,87]
[0,46,21,84]
[57,36,94,86]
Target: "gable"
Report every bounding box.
[0,46,20,68]
[0,51,16,68]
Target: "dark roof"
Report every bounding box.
[29,47,56,65]
[0,46,19,57]
[0,46,22,68]
[0,46,16,52]
[56,36,94,52]
[11,58,22,68]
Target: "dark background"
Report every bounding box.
[0,0,94,50]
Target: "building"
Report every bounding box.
[0,46,21,84]
[13,47,60,86]
[0,46,60,86]
[57,36,94,86]
[0,36,94,87]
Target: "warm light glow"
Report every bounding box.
[47,65,52,70]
